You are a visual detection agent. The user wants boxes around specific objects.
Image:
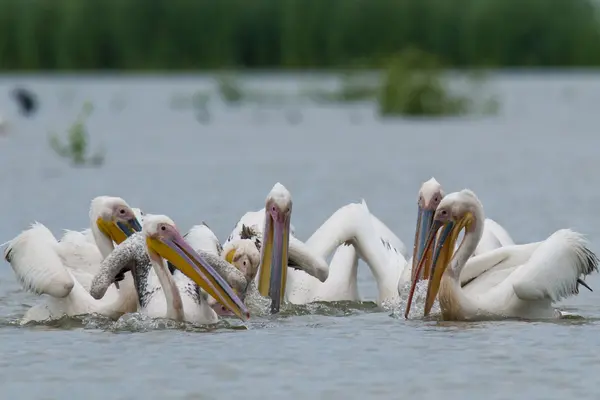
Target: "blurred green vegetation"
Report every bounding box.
[169,49,501,118]
[49,102,105,166]
[0,0,599,71]
[379,49,469,116]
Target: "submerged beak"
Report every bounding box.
[405,215,467,319]
[411,207,434,281]
[258,210,291,314]
[146,232,250,322]
[97,217,142,244]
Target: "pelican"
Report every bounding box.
[405,189,598,320]
[220,180,441,308]
[221,180,516,310]
[411,178,515,275]
[292,178,516,307]
[221,183,335,312]
[90,215,249,324]
[170,222,261,315]
[3,196,142,323]
[282,178,513,307]
[181,222,261,285]
[72,207,145,247]
[218,182,408,309]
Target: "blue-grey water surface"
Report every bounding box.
[0,73,599,400]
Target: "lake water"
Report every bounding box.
[0,72,599,399]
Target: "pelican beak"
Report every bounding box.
[404,214,469,319]
[258,209,291,314]
[97,216,142,244]
[411,206,434,281]
[223,249,245,300]
[146,232,250,322]
[423,221,459,316]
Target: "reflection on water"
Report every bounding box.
[0,73,600,399]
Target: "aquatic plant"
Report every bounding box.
[298,50,498,117]
[216,75,244,104]
[49,102,105,166]
[378,49,467,116]
[377,48,503,117]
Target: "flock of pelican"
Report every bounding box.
[2,178,598,326]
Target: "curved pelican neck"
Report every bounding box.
[449,208,485,280]
[148,254,185,321]
[305,203,402,301]
[91,221,115,259]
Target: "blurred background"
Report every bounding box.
[1,0,598,236]
[2,1,600,398]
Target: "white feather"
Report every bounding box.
[430,190,598,320]
[485,218,515,247]
[185,223,222,255]
[510,229,598,302]
[4,222,75,298]
[2,199,144,323]
[288,200,407,305]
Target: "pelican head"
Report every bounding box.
[90,196,142,244]
[258,182,292,313]
[143,215,250,321]
[412,178,444,281]
[224,239,261,282]
[211,239,261,316]
[405,190,481,318]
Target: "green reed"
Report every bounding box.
[49,102,105,166]
[0,0,599,71]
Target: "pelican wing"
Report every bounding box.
[306,201,406,294]
[184,223,222,256]
[472,219,514,256]
[64,228,96,245]
[3,222,74,298]
[509,229,598,302]
[473,222,502,256]
[56,229,104,290]
[460,242,542,296]
[361,200,408,259]
[485,218,515,247]
[224,209,296,250]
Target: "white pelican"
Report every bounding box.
[404,189,598,320]
[221,180,516,310]
[3,196,142,323]
[165,222,261,316]
[224,207,362,303]
[181,222,261,285]
[72,207,144,247]
[283,178,515,307]
[220,180,443,308]
[282,178,511,307]
[218,182,407,309]
[90,215,249,323]
[220,183,334,312]
[58,205,145,289]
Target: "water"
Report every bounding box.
[0,72,599,399]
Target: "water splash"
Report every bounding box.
[386,280,441,319]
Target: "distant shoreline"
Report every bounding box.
[0,0,599,70]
